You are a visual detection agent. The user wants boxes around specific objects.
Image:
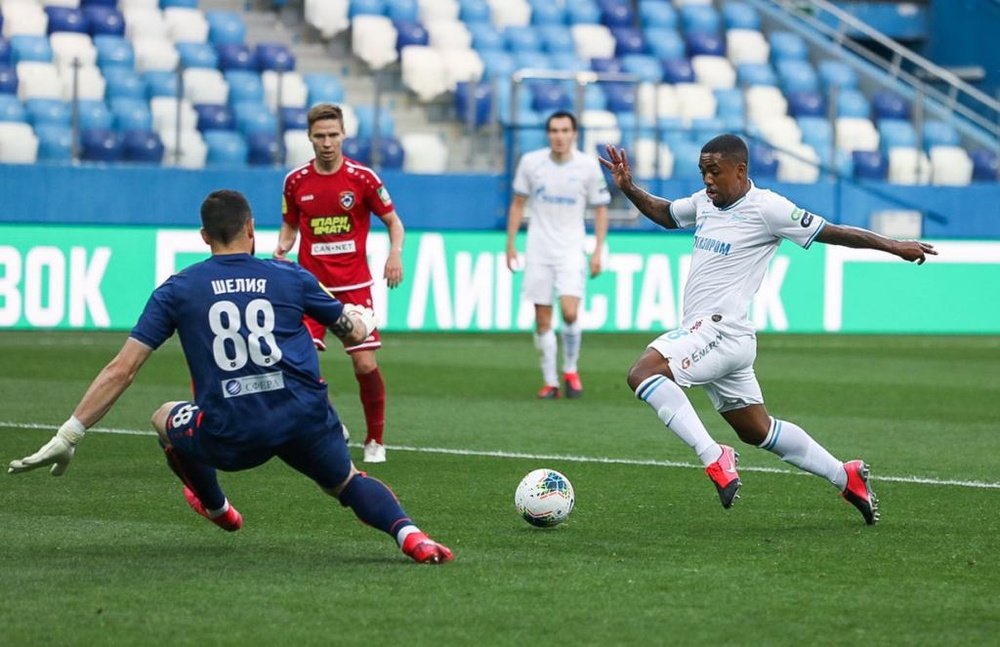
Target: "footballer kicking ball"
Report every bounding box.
[514,468,575,528]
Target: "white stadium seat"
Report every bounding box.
[283,128,313,167]
[305,0,349,39]
[442,49,483,90]
[123,8,170,40]
[776,142,820,183]
[835,116,879,153]
[650,83,680,119]
[183,68,229,105]
[426,19,472,50]
[419,0,460,23]
[340,103,359,137]
[43,0,81,7]
[262,70,309,110]
[2,2,47,37]
[352,15,399,70]
[119,0,160,10]
[60,65,106,101]
[691,55,736,89]
[675,83,717,122]
[160,128,207,169]
[133,37,179,73]
[401,45,449,102]
[754,115,801,149]
[745,85,787,122]
[487,0,530,28]
[929,145,973,186]
[400,132,449,173]
[0,122,39,164]
[50,32,98,70]
[150,96,199,133]
[726,29,769,65]
[581,109,620,152]
[16,61,62,100]
[887,146,931,185]
[571,24,615,60]
[164,7,210,44]
[632,138,675,179]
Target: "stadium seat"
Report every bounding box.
[282,128,312,166]
[441,49,484,92]
[454,80,492,127]
[591,57,621,74]
[922,120,959,149]
[670,140,704,179]
[34,123,73,162]
[385,0,419,22]
[395,20,429,51]
[475,49,511,80]
[726,28,768,65]
[871,90,910,121]
[531,1,564,26]
[681,4,720,35]
[75,98,114,130]
[603,82,636,114]
[929,145,972,186]
[176,42,219,69]
[776,59,818,93]
[580,108,620,152]
[143,70,178,98]
[355,105,396,138]
[852,149,887,179]
[0,39,11,66]
[722,2,759,30]
[303,72,345,105]
[2,3,48,38]
[686,31,724,58]
[887,147,930,184]
[836,116,879,153]
[836,89,870,118]
[489,0,531,28]
[80,128,124,162]
[164,8,209,43]
[506,25,541,52]
[571,24,615,60]
[17,62,62,100]
[203,129,247,166]
[745,85,786,122]
[342,136,372,165]
[353,16,399,69]
[122,129,164,163]
[232,100,276,135]
[538,25,574,54]
[797,116,832,151]
[769,31,807,61]
[754,115,801,149]
[530,81,569,113]
[160,127,208,168]
[691,55,735,89]
[150,96,197,132]
[350,0,385,18]
[550,51,586,72]
[401,46,449,101]
[459,0,491,24]
[94,35,134,69]
[736,62,776,87]
[661,58,695,84]
[60,65,106,101]
[0,65,17,95]
[467,22,501,52]
[400,131,448,172]
[818,60,858,89]
[567,0,601,25]
[182,68,228,105]
[690,116,726,143]
[613,27,646,57]
[133,37,179,73]
[622,54,663,83]
[162,0,200,8]
[786,90,824,117]
[639,1,678,29]
[645,28,685,61]
[377,136,404,168]
[971,148,999,181]
[262,70,308,110]
[225,70,264,105]
[103,66,145,100]
[123,8,169,40]
[10,35,53,64]
[714,88,744,119]
[111,96,153,131]
[0,94,28,122]
[256,43,295,72]
[45,6,88,35]
[776,142,820,183]
[602,2,634,28]
[216,43,256,71]
[878,119,917,151]
[83,6,125,37]
[305,0,349,39]
[206,11,246,45]
[749,142,778,177]
[51,33,97,70]
[280,106,308,131]
[193,103,234,132]
[0,121,39,162]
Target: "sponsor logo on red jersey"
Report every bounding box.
[310,215,352,235]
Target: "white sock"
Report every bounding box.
[534,329,558,386]
[395,524,420,547]
[759,417,847,489]
[206,499,230,519]
[561,320,581,374]
[636,375,722,467]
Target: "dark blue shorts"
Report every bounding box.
[165,401,352,489]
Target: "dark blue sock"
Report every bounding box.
[162,445,226,512]
[338,474,413,539]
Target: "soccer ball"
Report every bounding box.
[514,468,575,528]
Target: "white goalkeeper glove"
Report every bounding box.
[8,417,86,476]
[342,304,377,339]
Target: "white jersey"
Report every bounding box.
[669,181,826,333]
[513,148,610,265]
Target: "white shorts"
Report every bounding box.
[646,316,763,412]
[521,259,586,306]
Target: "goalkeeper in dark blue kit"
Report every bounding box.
[7,189,453,564]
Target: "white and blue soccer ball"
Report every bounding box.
[514,468,575,528]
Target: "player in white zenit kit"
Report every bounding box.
[600,134,936,525]
[506,111,610,399]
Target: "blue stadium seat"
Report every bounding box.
[226,71,264,104]
[583,83,606,110]
[877,119,916,150]
[603,81,636,114]
[204,130,248,166]
[103,67,145,100]
[342,137,372,165]
[722,2,759,30]
[11,36,53,64]
[612,28,645,57]
[122,129,164,163]
[769,31,807,61]
[255,43,295,72]
[685,31,724,57]
[354,106,395,138]
[385,0,419,22]
[601,2,634,28]
[590,56,621,74]
[280,106,308,130]
[645,28,684,61]
[538,25,574,54]
[35,124,73,162]
[871,90,910,121]
[144,70,179,99]
[303,73,344,104]
[377,136,404,169]
[616,112,655,149]
[661,58,694,83]
[970,148,998,181]
[513,51,550,71]
[530,81,570,112]
[468,22,503,51]
[506,26,542,52]
[691,116,726,143]
[76,99,114,130]
[515,120,547,153]
[836,88,870,118]
[216,43,257,71]
[0,38,10,65]
[639,1,677,29]
[83,6,124,36]
[622,54,662,83]
[454,81,493,128]
[671,140,704,179]
[0,94,26,122]
[80,128,124,162]
[0,65,17,95]
[161,0,199,7]
[786,90,824,117]
[177,42,219,69]
[395,21,429,51]
[776,59,818,93]
[247,131,280,165]
[568,0,601,25]
[657,116,687,146]
[714,88,744,118]
[550,52,587,72]
[797,116,832,150]
[460,0,491,25]
[80,0,118,6]
[45,6,89,35]
[496,81,533,123]
[94,35,134,69]
[922,120,959,149]
[681,4,721,34]
[195,103,235,131]
[818,60,858,89]
[531,1,565,26]
[750,142,778,177]
[852,150,887,180]
[206,12,247,45]
[26,98,71,126]
[234,101,276,136]
[110,97,152,131]
[350,0,385,18]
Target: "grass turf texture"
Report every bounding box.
[1,331,998,644]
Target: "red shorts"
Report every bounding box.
[304,284,381,353]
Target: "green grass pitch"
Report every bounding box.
[1,331,998,644]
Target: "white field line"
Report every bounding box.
[3,421,999,491]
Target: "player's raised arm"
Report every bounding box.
[377,210,405,288]
[599,145,678,230]
[815,223,937,264]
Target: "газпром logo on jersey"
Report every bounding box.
[222,371,285,398]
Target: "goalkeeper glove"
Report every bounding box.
[342,304,377,339]
[8,417,86,476]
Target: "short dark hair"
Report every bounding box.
[201,190,252,245]
[307,103,344,132]
[701,134,749,166]
[546,110,577,132]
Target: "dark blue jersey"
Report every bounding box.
[130,253,344,448]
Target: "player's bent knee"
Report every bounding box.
[150,402,180,445]
[323,464,361,500]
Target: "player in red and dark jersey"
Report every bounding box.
[274,103,405,464]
